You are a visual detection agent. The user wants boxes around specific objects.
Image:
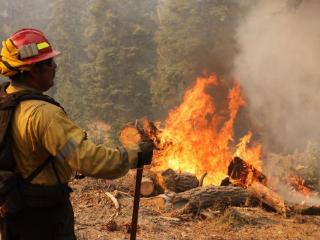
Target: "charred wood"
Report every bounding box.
[228,157,267,186]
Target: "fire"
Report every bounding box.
[235,131,262,172]
[287,175,316,198]
[152,75,262,185]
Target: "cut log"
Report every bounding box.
[118,124,141,148]
[247,181,287,216]
[140,194,171,210]
[140,177,155,197]
[159,168,199,193]
[169,185,249,214]
[118,119,161,148]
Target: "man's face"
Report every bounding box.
[27,58,57,92]
[37,58,57,91]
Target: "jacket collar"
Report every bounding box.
[6,81,42,94]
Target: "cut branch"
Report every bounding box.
[105,192,120,220]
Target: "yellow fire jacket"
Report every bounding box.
[6,82,139,185]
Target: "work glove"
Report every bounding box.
[137,139,155,168]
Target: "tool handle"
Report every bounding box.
[130,166,144,240]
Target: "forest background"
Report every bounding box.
[0,0,254,144]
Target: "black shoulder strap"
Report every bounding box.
[0,88,63,112]
[0,82,64,182]
[25,155,54,182]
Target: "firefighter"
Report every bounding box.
[0,28,154,240]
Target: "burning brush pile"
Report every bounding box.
[120,75,320,217]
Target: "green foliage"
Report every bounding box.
[46,0,87,122]
[302,142,320,186]
[81,0,158,130]
[0,0,255,144]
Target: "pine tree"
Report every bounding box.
[46,0,87,122]
[152,0,248,116]
[82,0,158,127]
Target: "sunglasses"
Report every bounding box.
[40,58,55,67]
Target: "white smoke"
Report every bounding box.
[234,0,320,152]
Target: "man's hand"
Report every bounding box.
[137,139,154,167]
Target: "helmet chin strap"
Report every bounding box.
[19,70,24,81]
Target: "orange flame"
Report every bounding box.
[287,175,316,198]
[153,75,262,185]
[235,131,262,172]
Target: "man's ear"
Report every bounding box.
[28,64,40,79]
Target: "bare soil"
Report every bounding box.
[70,174,320,240]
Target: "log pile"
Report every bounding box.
[140,168,251,213]
[138,157,320,217]
[227,157,287,216]
[139,168,201,197]
[117,119,320,217]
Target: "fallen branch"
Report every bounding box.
[199,172,208,187]
[105,192,120,220]
[105,192,120,211]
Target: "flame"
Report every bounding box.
[152,75,262,185]
[235,131,262,172]
[287,175,316,198]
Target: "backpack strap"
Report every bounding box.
[0,82,63,111]
[50,160,62,184]
[24,155,54,183]
[0,82,64,183]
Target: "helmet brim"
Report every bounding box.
[24,50,61,65]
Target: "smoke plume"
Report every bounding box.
[234,0,320,152]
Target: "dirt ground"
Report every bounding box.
[70,176,320,240]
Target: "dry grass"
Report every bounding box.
[70,177,320,240]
